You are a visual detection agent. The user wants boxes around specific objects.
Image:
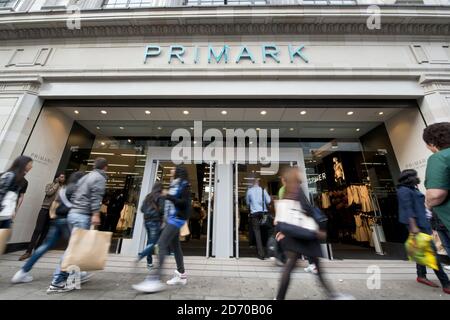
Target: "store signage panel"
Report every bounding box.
[143,44,308,65]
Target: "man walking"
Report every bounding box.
[47,158,108,293]
[423,122,450,271]
[246,177,271,260]
[19,173,65,261]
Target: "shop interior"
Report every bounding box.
[43,100,415,259]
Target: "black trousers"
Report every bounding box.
[276,252,334,300]
[27,208,50,253]
[416,241,450,287]
[250,215,265,258]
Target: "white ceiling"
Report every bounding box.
[56,106,405,139]
[59,107,402,122]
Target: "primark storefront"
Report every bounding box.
[1,3,450,259]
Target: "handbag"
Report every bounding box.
[0,191,18,220]
[61,227,112,272]
[433,230,447,256]
[180,221,190,237]
[405,232,438,270]
[275,199,318,231]
[0,228,12,255]
[259,187,273,228]
[49,200,59,220]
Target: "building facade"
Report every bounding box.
[1,1,450,259]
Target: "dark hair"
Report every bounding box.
[67,171,84,185]
[7,155,33,183]
[398,169,420,187]
[144,182,163,210]
[54,172,65,180]
[174,165,189,181]
[94,158,108,170]
[423,122,450,150]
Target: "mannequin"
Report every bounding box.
[333,157,345,187]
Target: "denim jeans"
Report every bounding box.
[22,218,70,273]
[0,219,12,229]
[52,212,91,285]
[438,229,450,259]
[153,223,185,279]
[138,220,161,265]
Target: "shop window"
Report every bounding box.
[58,126,148,253]
[0,0,19,10]
[103,0,154,8]
[41,0,72,9]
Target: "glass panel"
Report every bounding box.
[155,161,213,256]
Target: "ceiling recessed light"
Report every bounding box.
[330,128,335,131]
[190,127,194,130]
[249,141,253,145]
[193,141,197,145]
[145,110,151,115]
[347,111,354,115]
[101,110,107,114]
[356,128,361,132]
[260,110,267,115]
[128,139,132,143]
[256,128,260,131]
[378,112,384,115]
[96,126,100,130]
[119,127,124,130]
[101,142,105,146]
[74,110,79,114]
[157,127,162,130]
[221,110,227,115]
[183,110,189,115]
[300,110,307,115]
[289,128,294,131]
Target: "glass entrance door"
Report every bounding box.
[151,160,216,257]
[233,160,300,258]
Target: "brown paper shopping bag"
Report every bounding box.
[61,228,112,272]
[0,228,12,256]
[180,222,190,237]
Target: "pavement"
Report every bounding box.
[1,250,450,300]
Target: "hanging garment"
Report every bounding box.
[347,186,354,206]
[354,214,370,242]
[351,186,360,205]
[359,186,374,213]
[321,192,331,209]
[116,204,136,231]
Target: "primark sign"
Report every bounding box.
[143,44,308,64]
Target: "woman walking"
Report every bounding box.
[0,156,33,230]
[275,167,349,300]
[11,171,84,283]
[133,165,191,293]
[397,169,450,294]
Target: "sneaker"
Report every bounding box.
[11,269,33,284]
[166,270,187,286]
[304,264,318,274]
[80,272,94,284]
[275,259,285,267]
[147,264,153,271]
[132,279,165,293]
[18,252,31,261]
[417,277,439,288]
[444,265,450,272]
[46,283,75,294]
[330,293,356,300]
